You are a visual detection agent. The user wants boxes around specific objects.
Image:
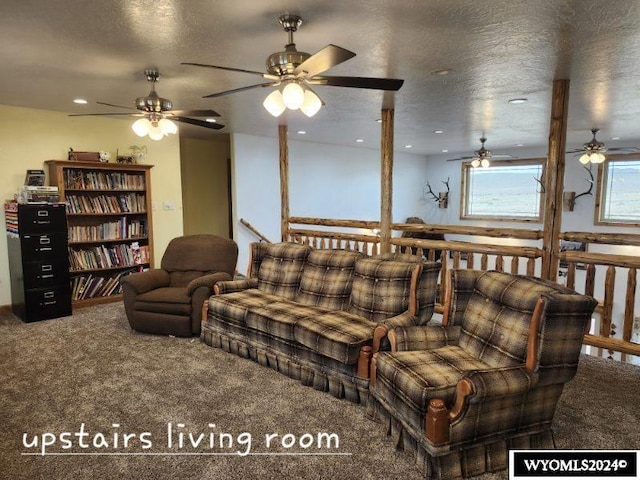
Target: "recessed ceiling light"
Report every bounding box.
[611,136,620,140]
[433,129,444,134]
[355,138,364,143]
[375,119,382,123]
[508,98,528,104]
[430,69,453,76]
[404,145,412,149]
[73,98,88,104]
[442,149,449,153]
[205,118,217,123]
[515,143,524,147]
[297,130,306,135]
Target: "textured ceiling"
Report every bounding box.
[2,0,640,159]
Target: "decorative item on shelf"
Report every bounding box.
[115,149,134,164]
[99,151,111,163]
[129,145,147,163]
[68,148,101,162]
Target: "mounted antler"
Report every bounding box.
[425,178,450,208]
[563,165,594,211]
[534,176,545,193]
[425,181,439,201]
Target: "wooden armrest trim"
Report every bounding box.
[449,378,474,423]
[426,398,450,445]
[388,329,398,352]
[372,325,388,353]
[356,346,373,380]
[526,297,546,373]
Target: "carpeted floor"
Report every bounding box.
[0,303,638,480]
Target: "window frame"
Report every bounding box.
[595,155,640,227]
[460,158,546,223]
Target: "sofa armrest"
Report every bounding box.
[372,311,419,353]
[214,278,258,295]
[390,325,461,352]
[187,272,233,295]
[120,269,170,295]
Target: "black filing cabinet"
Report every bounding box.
[7,203,72,322]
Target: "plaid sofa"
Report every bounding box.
[201,242,440,404]
[368,269,597,479]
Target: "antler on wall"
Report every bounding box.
[425,177,450,209]
[563,165,594,211]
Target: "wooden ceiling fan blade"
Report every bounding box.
[607,146,640,153]
[167,109,220,117]
[312,75,404,91]
[174,116,225,130]
[202,82,275,98]
[446,156,473,162]
[182,62,268,77]
[97,101,137,110]
[293,44,356,77]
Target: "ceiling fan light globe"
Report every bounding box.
[132,118,152,137]
[300,90,322,117]
[471,158,481,168]
[480,158,490,168]
[579,153,591,164]
[593,152,606,163]
[282,82,305,110]
[148,125,165,141]
[263,90,286,117]
[159,118,178,135]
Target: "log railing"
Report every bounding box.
[240,218,272,243]
[286,217,380,255]
[559,232,640,359]
[284,218,639,361]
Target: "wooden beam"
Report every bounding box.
[541,79,570,280]
[279,124,289,242]
[380,108,394,254]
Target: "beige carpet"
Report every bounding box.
[0,303,638,480]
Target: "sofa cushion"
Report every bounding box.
[459,271,575,368]
[295,249,363,310]
[376,346,490,414]
[294,311,377,364]
[208,289,284,326]
[349,258,419,322]
[257,243,312,300]
[135,287,192,315]
[246,301,330,341]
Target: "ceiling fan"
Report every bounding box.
[182,14,404,117]
[69,69,224,140]
[567,128,640,164]
[446,137,515,167]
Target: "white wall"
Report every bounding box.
[231,133,428,274]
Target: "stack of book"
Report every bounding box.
[64,170,145,190]
[68,243,150,271]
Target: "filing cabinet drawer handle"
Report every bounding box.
[39,237,51,245]
[41,265,53,272]
[43,301,57,306]
[37,210,49,217]
[43,291,55,299]
[40,274,54,279]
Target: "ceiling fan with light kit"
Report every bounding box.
[69,69,224,140]
[446,137,515,167]
[183,14,404,118]
[566,128,640,164]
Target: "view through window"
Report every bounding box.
[598,158,640,225]
[462,160,544,221]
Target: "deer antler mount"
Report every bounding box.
[425,177,450,209]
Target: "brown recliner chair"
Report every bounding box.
[121,234,238,337]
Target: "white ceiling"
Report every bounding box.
[3,0,640,159]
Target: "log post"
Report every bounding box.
[279,124,289,242]
[380,108,394,254]
[541,79,570,281]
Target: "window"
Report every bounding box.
[461,159,545,221]
[596,157,640,225]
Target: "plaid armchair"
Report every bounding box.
[368,269,597,479]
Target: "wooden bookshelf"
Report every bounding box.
[46,160,154,308]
